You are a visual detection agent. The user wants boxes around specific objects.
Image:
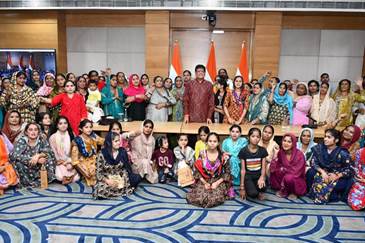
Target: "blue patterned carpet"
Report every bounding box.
[0,182,364,243]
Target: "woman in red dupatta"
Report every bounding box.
[124,74,147,121]
[2,110,23,144]
[340,125,361,161]
[270,133,306,199]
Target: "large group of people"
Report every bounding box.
[0,64,364,212]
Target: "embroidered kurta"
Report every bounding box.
[93,151,138,199]
[186,153,231,208]
[184,79,215,122]
[0,85,40,123]
[9,136,56,188]
[146,89,176,122]
[71,133,104,186]
[332,90,365,127]
[223,90,249,123]
[51,93,88,136]
[307,144,353,204]
[348,149,365,210]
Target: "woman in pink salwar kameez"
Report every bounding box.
[293,82,312,125]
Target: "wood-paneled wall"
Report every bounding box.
[145,11,170,77]
[0,11,67,72]
[282,13,365,29]
[253,12,282,79]
[65,11,145,27]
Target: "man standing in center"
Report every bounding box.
[184,64,215,124]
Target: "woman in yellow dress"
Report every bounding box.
[71,119,104,186]
[332,79,365,127]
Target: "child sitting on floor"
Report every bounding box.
[152,136,175,183]
[174,134,195,187]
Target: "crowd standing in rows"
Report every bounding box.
[0,64,364,211]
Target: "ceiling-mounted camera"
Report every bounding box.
[202,11,216,27]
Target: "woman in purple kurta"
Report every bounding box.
[270,133,306,199]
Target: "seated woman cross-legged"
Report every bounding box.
[93,132,142,199]
[307,129,353,204]
[9,122,56,188]
[186,132,232,208]
[270,133,306,200]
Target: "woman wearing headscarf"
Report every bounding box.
[270,133,306,199]
[171,76,185,122]
[37,72,55,113]
[0,132,18,195]
[307,129,353,204]
[124,74,147,121]
[93,132,142,199]
[0,71,40,123]
[332,79,365,127]
[129,120,158,184]
[297,128,317,171]
[310,82,337,126]
[340,125,361,161]
[268,82,293,125]
[292,82,312,125]
[9,122,56,188]
[247,82,269,125]
[2,110,23,144]
[348,147,365,210]
[101,74,124,119]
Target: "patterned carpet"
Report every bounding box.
[0,182,364,243]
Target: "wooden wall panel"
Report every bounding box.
[172,30,251,79]
[65,12,145,27]
[282,13,365,29]
[0,24,58,48]
[0,11,58,24]
[0,11,67,72]
[171,12,254,29]
[253,12,282,79]
[57,13,67,73]
[145,11,169,77]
